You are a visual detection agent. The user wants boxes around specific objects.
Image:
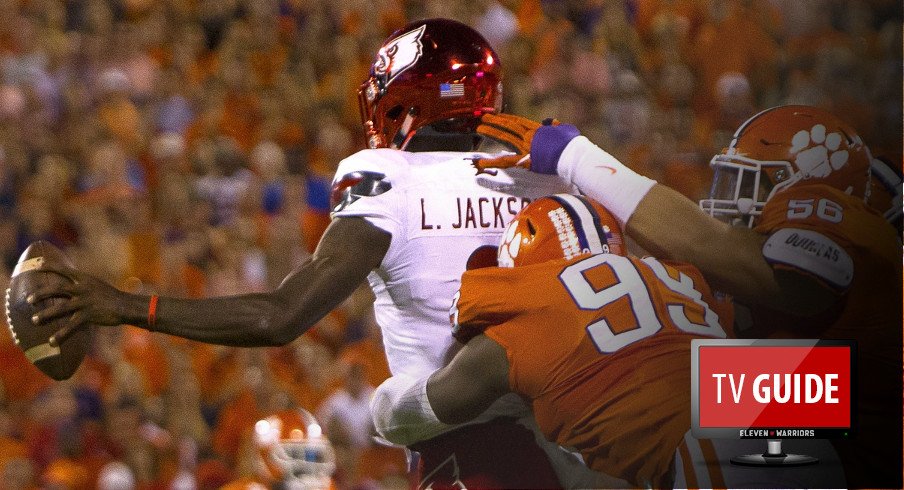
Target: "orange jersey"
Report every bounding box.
[753,183,902,487]
[453,254,730,487]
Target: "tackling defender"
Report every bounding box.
[475,106,903,489]
[372,194,732,488]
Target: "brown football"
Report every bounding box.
[4,241,89,380]
[466,245,499,270]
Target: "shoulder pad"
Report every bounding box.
[762,228,853,291]
[330,170,392,214]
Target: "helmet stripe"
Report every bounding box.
[550,194,605,254]
[574,194,605,241]
[729,105,783,151]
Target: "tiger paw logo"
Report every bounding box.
[790,124,849,178]
[498,220,522,268]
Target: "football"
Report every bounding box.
[4,241,89,381]
[466,245,499,270]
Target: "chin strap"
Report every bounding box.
[392,110,418,149]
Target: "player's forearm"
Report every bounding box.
[36,218,387,348]
[121,218,387,347]
[425,370,497,425]
[119,291,304,347]
[370,369,496,446]
[551,137,718,265]
[626,185,777,301]
[626,184,735,263]
[550,136,777,301]
[119,255,367,347]
[555,136,657,225]
[426,334,511,424]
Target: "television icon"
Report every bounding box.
[690,338,856,466]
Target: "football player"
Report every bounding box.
[28,19,607,488]
[473,106,903,488]
[222,408,337,490]
[371,194,732,488]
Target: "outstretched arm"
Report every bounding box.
[31,217,390,347]
[560,143,837,316]
[625,185,776,302]
[371,334,510,446]
[477,115,837,316]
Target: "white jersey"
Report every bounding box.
[333,148,571,377]
[340,149,623,487]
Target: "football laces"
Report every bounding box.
[4,287,19,346]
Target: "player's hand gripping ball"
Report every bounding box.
[4,241,89,380]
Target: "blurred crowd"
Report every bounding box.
[0,0,900,488]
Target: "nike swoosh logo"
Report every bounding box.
[594,165,617,174]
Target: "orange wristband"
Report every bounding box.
[147,295,159,330]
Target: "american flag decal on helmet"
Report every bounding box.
[439,83,465,98]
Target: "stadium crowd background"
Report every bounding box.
[0,0,900,488]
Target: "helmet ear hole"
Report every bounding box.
[526,219,537,237]
[385,105,404,120]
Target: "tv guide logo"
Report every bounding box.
[691,339,855,439]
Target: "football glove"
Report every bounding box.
[475,114,580,175]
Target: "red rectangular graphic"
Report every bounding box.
[697,345,852,428]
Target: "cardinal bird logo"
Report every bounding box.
[374,25,426,86]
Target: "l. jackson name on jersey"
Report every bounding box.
[419,195,534,231]
[330,148,572,380]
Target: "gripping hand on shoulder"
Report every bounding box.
[474,113,580,175]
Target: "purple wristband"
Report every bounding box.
[530,124,581,175]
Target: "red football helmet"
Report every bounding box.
[498,194,625,268]
[358,18,503,150]
[700,105,874,226]
[253,409,335,487]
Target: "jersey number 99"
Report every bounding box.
[558,255,726,353]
